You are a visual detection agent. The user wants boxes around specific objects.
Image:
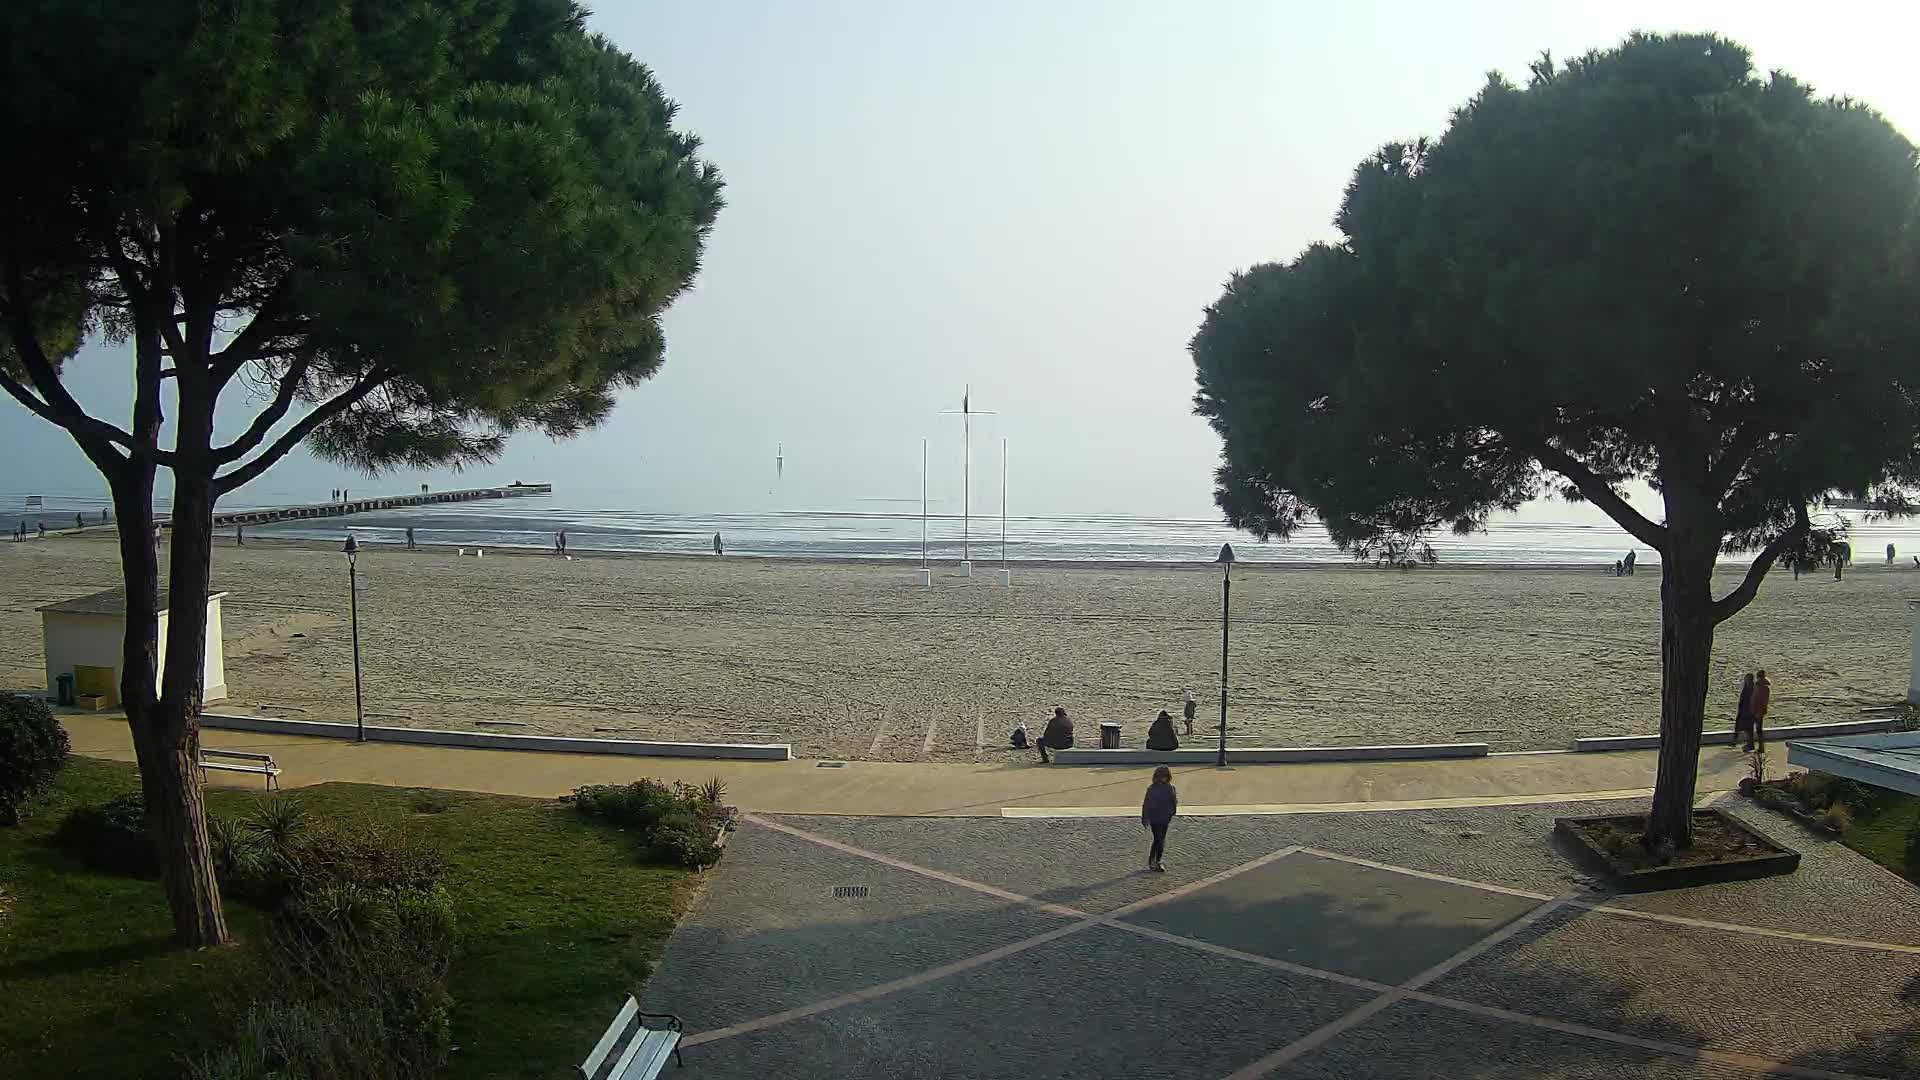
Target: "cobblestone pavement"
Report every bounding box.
[643,798,1920,1079]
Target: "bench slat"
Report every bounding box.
[617,1030,679,1080]
[200,762,279,774]
[581,996,640,1077]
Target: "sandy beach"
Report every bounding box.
[1,534,1910,760]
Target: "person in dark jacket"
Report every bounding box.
[1146,710,1180,751]
[1731,672,1755,748]
[1142,766,1178,872]
[1036,707,1074,763]
[1747,669,1771,752]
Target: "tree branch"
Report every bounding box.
[213,368,392,494]
[0,265,144,466]
[1532,442,1668,550]
[1710,501,1809,625]
[211,355,311,464]
[209,285,290,386]
[1706,422,1767,494]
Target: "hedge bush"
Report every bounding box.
[194,799,459,1080]
[54,791,155,875]
[565,779,722,868]
[0,694,69,824]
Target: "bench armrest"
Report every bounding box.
[634,1010,683,1033]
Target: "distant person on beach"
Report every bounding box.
[1182,689,1197,735]
[102,508,109,523]
[236,524,244,546]
[406,526,416,551]
[1747,670,1771,751]
[1035,706,1074,763]
[1146,710,1180,751]
[36,522,44,538]
[1732,672,1755,748]
[1009,719,1029,749]
[75,513,83,530]
[714,532,723,556]
[1623,550,1636,575]
[1888,543,1897,563]
[1142,766,1178,872]
[556,529,567,555]
[1613,559,1624,577]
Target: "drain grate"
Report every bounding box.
[817,761,847,768]
[833,886,869,899]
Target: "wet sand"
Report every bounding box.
[0,535,1909,760]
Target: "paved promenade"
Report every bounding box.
[62,713,1748,817]
[648,803,1920,1079]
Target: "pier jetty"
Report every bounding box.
[170,482,553,532]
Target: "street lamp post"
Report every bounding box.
[1216,542,1235,767]
[343,534,364,742]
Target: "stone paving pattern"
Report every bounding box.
[643,798,1920,1079]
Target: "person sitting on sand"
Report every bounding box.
[1035,706,1074,763]
[1146,710,1180,751]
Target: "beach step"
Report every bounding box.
[859,701,985,761]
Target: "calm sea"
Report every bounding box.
[12,488,1920,567]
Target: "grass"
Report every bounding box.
[1844,789,1920,884]
[0,758,693,1080]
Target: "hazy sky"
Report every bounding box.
[9,1,1918,518]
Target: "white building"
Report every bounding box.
[39,587,228,704]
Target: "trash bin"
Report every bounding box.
[1099,722,1121,749]
[55,673,74,706]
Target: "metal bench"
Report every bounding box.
[579,996,682,1080]
[197,747,281,790]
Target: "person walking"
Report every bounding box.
[236,523,244,546]
[1747,670,1771,752]
[405,526,416,551]
[1623,549,1636,575]
[555,529,568,555]
[1035,706,1074,763]
[1731,672,1755,748]
[1142,766,1178,872]
[1182,690,1197,736]
[714,532,723,556]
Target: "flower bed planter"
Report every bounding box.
[1555,809,1799,891]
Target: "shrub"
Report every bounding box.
[649,811,721,869]
[567,779,682,831]
[0,694,70,824]
[1907,825,1920,870]
[55,791,155,875]
[263,883,457,1078]
[1820,802,1854,834]
[1746,744,1769,786]
[567,778,725,868]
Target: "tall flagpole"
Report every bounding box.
[921,437,928,566]
[941,387,995,577]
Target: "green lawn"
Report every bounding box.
[1846,789,1920,884]
[0,757,693,1080]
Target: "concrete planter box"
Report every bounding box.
[1049,742,1488,766]
[1572,718,1893,753]
[1555,810,1800,891]
[200,712,790,761]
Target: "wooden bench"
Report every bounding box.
[579,995,683,1079]
[197,747,281,790]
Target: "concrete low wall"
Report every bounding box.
[1572,718,1894,753]
[1049,742,1489,766]
[200,712,791,761]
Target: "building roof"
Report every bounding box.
[37,587,228,617]
[1786,731,1920,796]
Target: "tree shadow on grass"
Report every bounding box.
[0,934,178,980]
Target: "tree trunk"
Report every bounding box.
[1645,541,1717,849]
[146,388,228,946]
